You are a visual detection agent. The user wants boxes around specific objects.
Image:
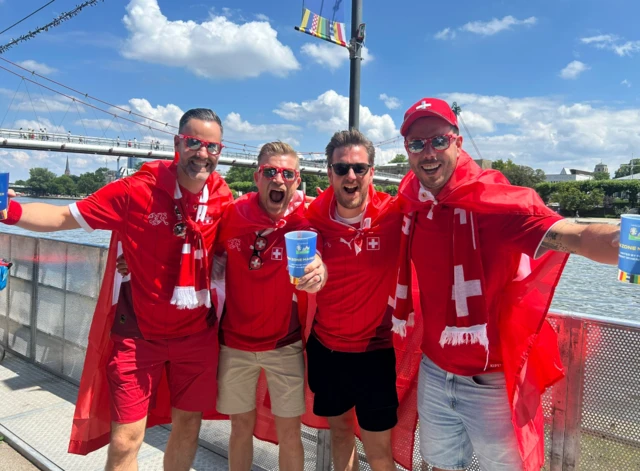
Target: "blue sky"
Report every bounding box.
[1,0,640,181]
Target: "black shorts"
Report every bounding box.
[306,334,399,432]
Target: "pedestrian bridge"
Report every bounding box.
[0,128,403,185]
[1,232,638,470]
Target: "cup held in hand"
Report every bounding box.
[618,214,640,284]
[0,173,9,221]
[284,230,317,285]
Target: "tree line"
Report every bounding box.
[15,167,110,197]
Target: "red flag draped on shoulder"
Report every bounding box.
[395,151,569,471]
[68,161,231,455]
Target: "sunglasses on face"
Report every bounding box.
[258,165,299,182]
[329,163,372,177]
[405,134,457,154]
[249,234,268,270]
[179,134,224,156]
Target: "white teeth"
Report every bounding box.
[421,162,440,170]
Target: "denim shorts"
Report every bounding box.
[417,355,523,471]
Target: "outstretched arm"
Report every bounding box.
[538,219,619,265]
[3,189,80,232]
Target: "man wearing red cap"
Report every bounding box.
[1,108,233,471]
[393,98,619,471]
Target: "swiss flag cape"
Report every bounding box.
[68,162,232,455]
[397,151,569,471]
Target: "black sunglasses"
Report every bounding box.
[249,234,268,270]
[329,163,372,176]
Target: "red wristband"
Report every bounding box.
[1,200,22,225]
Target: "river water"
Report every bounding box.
[2,198,638,323]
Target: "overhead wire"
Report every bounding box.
[0,0,56,36]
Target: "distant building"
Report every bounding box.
[127,157,143,171]
[545,168,594,183]
[614,173,640,180]
[594,163,609,174]
[64,157,71,176]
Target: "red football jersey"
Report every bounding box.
[412,208,561,376]
[307,187,404,352]
[70,164,231,340]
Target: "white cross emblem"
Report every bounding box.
[255,238,267,250]
[402,216,412,236]
[367,237,380,250]
[451,265,482,317]
[250,258,261,269]
[416,100,431,110]
[272,247,283,260]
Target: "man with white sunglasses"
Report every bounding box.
[393,97,619,471]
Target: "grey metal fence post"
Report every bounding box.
[29,238,40,361]
[315,429,332,471]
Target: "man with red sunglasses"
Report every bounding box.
[305,129,407,471]
[1,108,234,470]
[215,141,327,471]
[393,97,619,471]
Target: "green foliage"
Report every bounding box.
[374,185,383,192]
[134,161,145,171]
[383,185,398,196]
[76,169,107,195]
[228,181,257,194]
[593,171,610,180]
[550,186,604,214]
[614,159,640,178]
[301,174,330,194]
[53,175,78,196]
[389,154,407,163]
[26,168,57,196]
[225,166,257,184]
[491,159,546,188]
[14,179,26,185]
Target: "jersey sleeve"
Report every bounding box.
[487,213,564,259]
[69,179,130,233]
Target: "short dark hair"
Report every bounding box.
[257,141,300,169]
[178,108,223,136]
[325,129,375,166]
[451,125,459,135]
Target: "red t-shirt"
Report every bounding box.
[411,206,562,376]
[70,175,230,340]
[218,197,318,352]
[312,199,404,353]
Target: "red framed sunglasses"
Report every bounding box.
[258,165,299,182]
[179,134,224,156]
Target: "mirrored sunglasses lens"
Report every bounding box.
[332,164,349,176]
[282,169,295,180]
[186,137,202,150]
[206,143,221,154]
[431,136,449,150]
[408,140,425,153]
[262,167,277,178]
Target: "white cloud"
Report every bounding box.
[16,60,57,75]
[121,0,299,79]
[379,94,401,110]
[300,43,373,70]
[560,60,590,80]
[581,34,640,56]
[224,112,301,145]
[461,16,537,36]
[112,98,184,135]
[439,92,640,174]
[622,79,632,88]
[274,90,397,143]
[13,118,66,134]
[0,88,84,113]
[434,28,456,40]
[74,119,120,131]
[255,13,269,21]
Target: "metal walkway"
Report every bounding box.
[0,352,230,471]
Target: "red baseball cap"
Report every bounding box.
[400,98,458,136]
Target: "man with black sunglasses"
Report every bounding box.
[306,129,407,471]
[393,97,619,471]
[215,141,327,471]
[1,108,234,470]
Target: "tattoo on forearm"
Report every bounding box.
[542,222,578,254]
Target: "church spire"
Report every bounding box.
[64,156,70,176]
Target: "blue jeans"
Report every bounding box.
[417,355,523,471]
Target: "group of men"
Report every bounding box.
[2,99,619,471]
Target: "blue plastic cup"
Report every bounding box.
[284,230,317,285]
[0,173,8,221]
[618,214,640,284]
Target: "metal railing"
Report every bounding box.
[1,233,637,470]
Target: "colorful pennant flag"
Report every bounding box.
[296,0,348,48]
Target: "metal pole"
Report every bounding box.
[348,0,363,130]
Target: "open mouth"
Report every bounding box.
[269,189,285,203]
[343,184,358,195]
[420,162,441,176]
